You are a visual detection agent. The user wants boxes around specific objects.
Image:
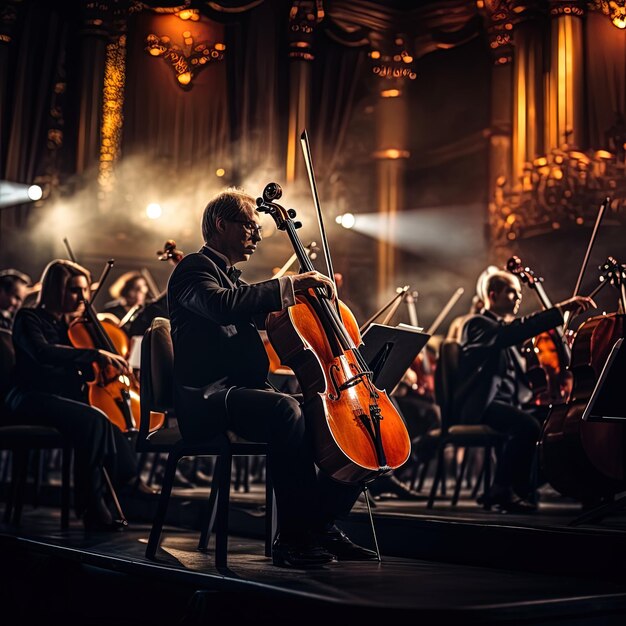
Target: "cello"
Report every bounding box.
[257,182,411,484]
[539,257,626,501]
[507,256,572,404]
[65,256,164,434]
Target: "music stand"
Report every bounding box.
[582,338,626,422]
[359,323,430,392]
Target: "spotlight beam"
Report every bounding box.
[0,181,42,208]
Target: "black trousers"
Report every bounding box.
[180,387,362,540]
[482,400,542,498]
[5,389,136,516]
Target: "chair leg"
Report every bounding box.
[471,453,486,499]
[427,445,445,508]
[264,465,276,557]
[452,448,469,506]
[61,447,72,529]
[482,447,493,510]
[32,451,43,508]
[198,457,223,552]
[215,452,233,568]
[146,453,179,559]
[11,450,29,525]
[416,458,430,492]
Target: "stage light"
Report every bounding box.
[0,180,44,208]
[216,168,225,177]
[146,203,162,219]
[27,185,43,201]
[336,213,355,229]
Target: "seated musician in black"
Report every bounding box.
[0,269,30,330]
[168,188,377,567]
[5,260,137,530]
[455,269,594,512]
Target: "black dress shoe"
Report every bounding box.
[477,492,537,513]
[318,526,379,561]
[272,534,335,567]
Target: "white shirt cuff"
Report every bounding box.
[277,276,296,309]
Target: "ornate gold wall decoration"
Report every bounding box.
[145,31,225,90]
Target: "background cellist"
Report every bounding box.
[453,268,595,513]
[5,260,137,530]
[168,187,377,567]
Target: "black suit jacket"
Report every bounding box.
[454,307,563,424]
[167,246,283,436]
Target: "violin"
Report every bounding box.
[507,256,572,404]
[258,182,411,483]
[67,260,164,434]
[539,257,626,501]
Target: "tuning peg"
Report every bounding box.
[288,208,297,218]
[294,221,302,229]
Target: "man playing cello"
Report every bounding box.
[168,188,377,567]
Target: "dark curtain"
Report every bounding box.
[222,0,288,177]
[311,29,367,180]
[1,3,70,226]
[585,11,626,149]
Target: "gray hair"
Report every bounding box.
[201,188,257,243]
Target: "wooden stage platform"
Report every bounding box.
[2,483,626,625]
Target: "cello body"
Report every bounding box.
[539,314,626,500]
[267,294,411,484]
[69,316,163,434]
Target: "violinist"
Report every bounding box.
[102,272,149,333]
[168,188,377,567]
[5,260,137,530]
[454,268,595,513]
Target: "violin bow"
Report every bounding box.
[63,236,114,303]
[563,196,609,331]
[300,130,338,302]
[358,285,409,333]
[426,287,465,336]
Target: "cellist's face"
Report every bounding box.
[62,275,90,315]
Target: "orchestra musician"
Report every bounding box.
[102,272,149,333]
[4,260,138,530]
[0,269,31,330]
[454,268,595,513]
[168,188,377,567]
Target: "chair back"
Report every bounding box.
[0,329,15,404]
[434,339,461,431]
[139,317,174,443]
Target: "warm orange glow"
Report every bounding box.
[177,72,191,85]
[372,149,410,160]
[149,47,162,56]
[380,89,401,98]
[370,50,380,59]
[216,168,225,177]
[595,149,613,159]
[215,42,226,51]
[403,55,413,63]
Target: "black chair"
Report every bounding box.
[138,318,275,566]
[424,339,505,508]
[0,329,72,528]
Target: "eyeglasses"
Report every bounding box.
[228,219,263,236]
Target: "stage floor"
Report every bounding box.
[2,484,626,625]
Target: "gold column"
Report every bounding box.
[545,1,585,152]
[370,37,415,306]
[511,5,545,188]
[285,2,322,183]
[76,1,110,177]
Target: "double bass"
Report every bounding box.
[257,182,411,483]
[539,257,626,501]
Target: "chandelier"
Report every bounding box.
[593,1,626,29]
